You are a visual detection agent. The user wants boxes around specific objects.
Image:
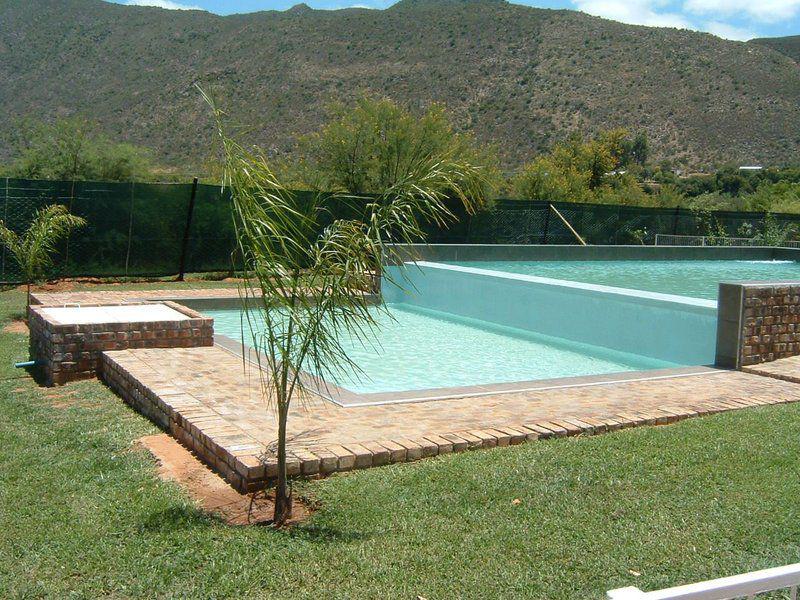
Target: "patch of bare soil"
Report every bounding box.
[3,319,28,334]
[40,386,97,409]
[36,280,76,292]
[26,274,241,292]
[138,433,312,526]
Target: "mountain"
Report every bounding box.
[1,0,799,172]
[751,35,800,63]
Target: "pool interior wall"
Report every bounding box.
[383,262,718,366]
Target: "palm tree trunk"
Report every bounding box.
[273,401,292,526]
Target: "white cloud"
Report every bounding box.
[571,0,769,39]
[122,0,205,10]
[704,20,757,40]
[573,0,692,28]
[684,0,800,23]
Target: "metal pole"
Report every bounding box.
[177,178,199,281]
[549,203,587,246]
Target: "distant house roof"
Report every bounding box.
[739,166,764,171]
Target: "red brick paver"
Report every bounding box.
[101,345,800,492]
[31,288,242,306]
[743,355,800,384]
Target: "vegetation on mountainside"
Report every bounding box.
[751,35,800,62]
[500,125,800,214]
[511,129,651,205]
[280,96,500,195]
[3,118,156,182]
[649,167,800,214]
[1,0,799,171]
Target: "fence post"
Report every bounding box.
[177,178,199,281]
[1,178,7,280]
[0,177,8,281]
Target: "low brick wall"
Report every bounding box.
[101,352,267,493]
[716,282,800,369]
[28,301,213,385]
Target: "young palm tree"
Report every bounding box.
[0,205,86,309]
[203,90,489,526]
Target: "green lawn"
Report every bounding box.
[1,283,799,598]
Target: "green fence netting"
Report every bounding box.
[0,177,798,282]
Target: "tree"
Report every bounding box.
[203,90,488,525]
[512,155,591,203]
[0,205,86,308]
[10,118,93,181]
[293,96,500,195]
[8,118,153,182]
[511,129,660,205]
[629,132,649,167]
[755,213,798,246]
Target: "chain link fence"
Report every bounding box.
[0,178,233,282]
[427,199,800,247]
[1,178,799,283]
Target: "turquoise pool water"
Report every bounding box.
[446,260,800,299]
[207,304,679,394]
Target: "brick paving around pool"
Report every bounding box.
[30,287,244,306]
[101,344,800,493]
[743,355,800,384]
[34,287,800,493]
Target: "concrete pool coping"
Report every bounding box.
[213,332,720,406]
[388,243,800,263]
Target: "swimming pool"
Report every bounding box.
[446,259,800,299]
[205,256,799,398]
[207,303,679,394]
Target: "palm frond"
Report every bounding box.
[204,88,489,392]
[0,204,85,285]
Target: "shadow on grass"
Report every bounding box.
[283,522,375,544]
[0,361,47,384]
[139,503,373,543]
[139,505,222,532]
[21,362,51,387]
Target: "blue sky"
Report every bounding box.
[110,0,800,40]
